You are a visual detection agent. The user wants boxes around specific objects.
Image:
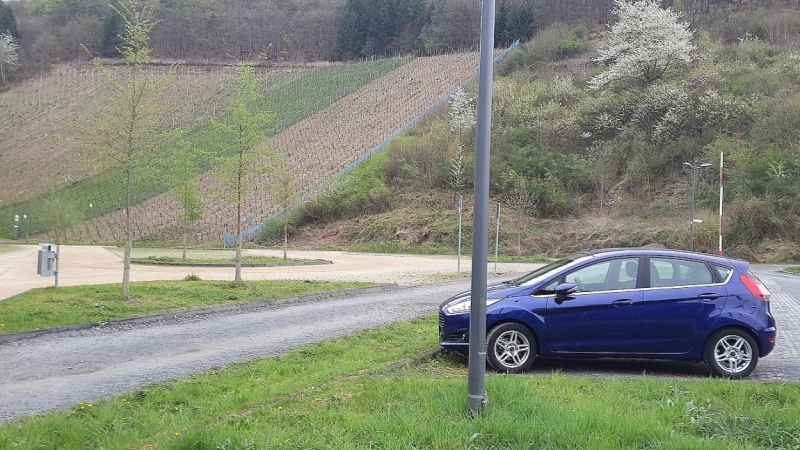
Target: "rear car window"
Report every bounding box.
[650,258,714,287]
[713,264,733,282]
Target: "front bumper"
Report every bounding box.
[439,310,470,350]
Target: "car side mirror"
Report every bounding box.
[554,283,578,305]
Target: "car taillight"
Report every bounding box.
[739,273,770,302]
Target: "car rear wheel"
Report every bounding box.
[704,328,759,379]
[486,323,536,373]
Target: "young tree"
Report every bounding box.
[85,0,174,299]
[36,196,82,244]
[214,66,275,286]
[0,32,19,86]
[589,0,696,89]
[170,137,205,259]
[270,160,298,260]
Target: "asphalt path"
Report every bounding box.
[0,260,798,423]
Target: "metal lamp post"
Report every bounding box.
[682,162,712,252]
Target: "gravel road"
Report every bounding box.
[0,279,474,422]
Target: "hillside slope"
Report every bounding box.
[67,52,482,244]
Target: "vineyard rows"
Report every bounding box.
[1,59,406,237]
[1,52,481,244]
[69,52,482,245]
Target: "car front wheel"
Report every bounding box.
[704,328,759,379]
[486,323,536,373]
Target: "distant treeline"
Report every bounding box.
[0,0,538,71]
[4,0,800,79]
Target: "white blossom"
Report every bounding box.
[589,0,697,89]
[0,32,20,86]
[449,87,476,131]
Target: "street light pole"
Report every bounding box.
[468,0,496,416]
[682,162,712,252]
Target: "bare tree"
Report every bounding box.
[84,0,174,299]
[213,66,275,286]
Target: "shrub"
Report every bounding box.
[256,217,289,245]
[519,23,589,67]
[726,198,780,247]
[381,135,448,189]
[293,159,394,225]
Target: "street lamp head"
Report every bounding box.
[682,162,692,169]
[699,163,713,169]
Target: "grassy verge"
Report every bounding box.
[2,315,799,449]
[345,242,550,264]
[784,267,800,275]
[131,255,328,266]
[0,280,370,333]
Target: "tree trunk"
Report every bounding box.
[235,191,243,286]
[122,167,132,300]
[283,207,288,259]
[182,225,187,259]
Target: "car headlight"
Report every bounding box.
[445,297,502,314]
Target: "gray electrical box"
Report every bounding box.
[37,243,57,277]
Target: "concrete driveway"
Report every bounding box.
[0,244,540,301]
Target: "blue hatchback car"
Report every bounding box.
[439,248,777,379]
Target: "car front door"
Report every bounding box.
[546,257,644,355]
[641,257,729,355]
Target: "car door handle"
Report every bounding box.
[612,299,636,306]
[698,293,721,300]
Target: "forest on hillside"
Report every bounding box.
[4,0,800,81]
[0,0,537,74]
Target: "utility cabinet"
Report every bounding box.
[37,244,57,277]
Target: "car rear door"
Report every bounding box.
[641,257,728,355]
[546,257,644,355]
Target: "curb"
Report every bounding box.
[130,260,333,268]
[0,283,400,344]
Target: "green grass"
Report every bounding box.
[0,243,19,254]
[0,280,370,333]
[0,58,408,239]
[131,255,327,266]
[2,315,799,449]
[345,241,550,264]
[784,267,800,275]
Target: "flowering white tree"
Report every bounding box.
[449,86,476,130]
[589,0,696,89]
[0,32,19,86]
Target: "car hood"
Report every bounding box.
[439,283,532,309]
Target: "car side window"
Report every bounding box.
[565,258,638,292]
[650,258,714,287]
[534,279,560,296]
[713,264,733,282]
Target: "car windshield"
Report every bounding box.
[508,254,585,286]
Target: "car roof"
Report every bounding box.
[580,248,747,269]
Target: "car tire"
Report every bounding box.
[704,328,759,379]
[486,322,536,373]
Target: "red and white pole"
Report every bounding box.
[718,152,724,256]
